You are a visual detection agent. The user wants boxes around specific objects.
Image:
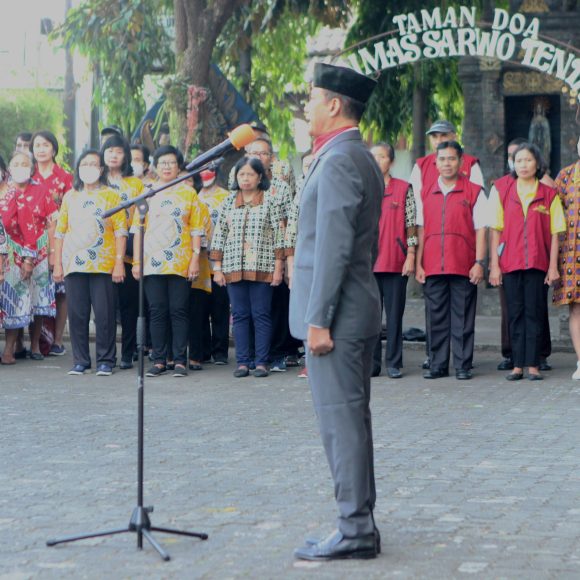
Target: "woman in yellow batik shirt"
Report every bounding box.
[53,149,127,377]
[131,145,204,379]
[101,134,144,369]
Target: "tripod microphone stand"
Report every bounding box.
[46,158,224,561]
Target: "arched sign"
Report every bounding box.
[343,6,579,103]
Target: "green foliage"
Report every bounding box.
[0,89,67,165]
[347,0,475,145]
[51,0,174,137]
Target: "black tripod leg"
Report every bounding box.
[47,527,130,547]
[142,529,170,561]
[150,526,208,540]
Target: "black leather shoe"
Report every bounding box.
[294,530,377,561]
[423,368,448,379]
[119,360,133,370]
[387,367,402,379]
[305,528,381,554]
[422,358,431,370]
[506,372,524,381]
[233,366,249,378]
[456,369,472,380]
[528,373,544,381]
[371,366,381,377]
[539,359,552,371]
[497,358,514,371]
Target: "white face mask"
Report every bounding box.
[10,167,31,184]
[79,167,101,185]
[507,159,515,172]
[202,177,216,188]
[131,162,144,178]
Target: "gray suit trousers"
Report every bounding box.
[306,336,378,538]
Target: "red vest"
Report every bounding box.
[495,177,556,274]
[417,152,479,192]
[422,175,481,278]
[374,177,410,273]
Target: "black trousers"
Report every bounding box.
[502,269,546,368]
[424,274,477,372]
[65,273,116,367]
[499,283,551,360]
[269,281,301,360]
[373,273,408,370]
[116,262,139,363]
[199,279,230,361]
[145,275,190,366]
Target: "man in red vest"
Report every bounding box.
[416,141,488,380]
[410,120,484,370]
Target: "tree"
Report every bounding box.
[52,0,174,139]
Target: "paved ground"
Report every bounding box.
[2,343,580,579]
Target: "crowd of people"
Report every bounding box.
[0,120,579,381]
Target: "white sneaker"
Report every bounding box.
[572,362,580,380]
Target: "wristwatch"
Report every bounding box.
[474,259,485,267]
[192,248,201,255]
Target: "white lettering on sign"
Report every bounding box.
[348,5,579,102]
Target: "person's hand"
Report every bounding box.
[402,253,415,277]
[48,251,55,270]
[112,260,125,283]
[52,263,64,284]
[415,264,426,284]
[545,268,560,286]
[21,259,34,281]
[286,256,294,289]
[188,255,200,281]
[469,262,484,285]
[213,271,226,287]
[271,261,283,287]
[489,264,502,287]
[307,326,334,356]
[132,263,141,280]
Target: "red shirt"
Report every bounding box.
[32,163,73,208]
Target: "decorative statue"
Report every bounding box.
[528,97,552,170]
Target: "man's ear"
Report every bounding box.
[327,96,342,118]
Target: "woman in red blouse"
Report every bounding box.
[30,131,73,356]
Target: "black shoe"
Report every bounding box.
[528,373,544,381]
[166,362,175,371]
[497,358,514,371]
[456,369,472,380]
[371,366,381,377]
[305,528,381,554]
[120,360,134,370]
[506,371,524,381]
[253,366,269,378]
[387,367,402,379]
[188,361,203,371]
[173,364,188,377]
[294,530,377,561]
[213,358,228,366]
[422,358,431,369]
[539,359,552,371]
[146,365,166,377]
[423,368,448,379]
[233,366,249,378]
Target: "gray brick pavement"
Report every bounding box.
[2,348,580,579]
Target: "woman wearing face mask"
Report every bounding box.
[131,145,205,378]
[53,150,127,376]
[0,152,58,364]
[553,136,580,379]
[489,143,565,381]
[130,144,151,182]
[30,131,73,357]
[102,134,144,370]
[210,156,284,378]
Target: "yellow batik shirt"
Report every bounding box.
[190,198,213,294]
[55,187,128,275]
[130,183,205,278]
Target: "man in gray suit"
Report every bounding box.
[290,63,383,561]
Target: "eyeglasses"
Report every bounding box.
[79,162,101,168]
[157,161,178,168]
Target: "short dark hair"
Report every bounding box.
[508,137,527,149]
[30,130,59,161]
[130,144,151,165]
[152,145,184,170]
[436,140,464,157]
[16,132,32,143]
[510,142,547,180]
[231,156,271,191]
[101,134,133,179]
[73,149,106,191]
[372,142,395,162]
[247,137,273,154]
[323,89,366,123]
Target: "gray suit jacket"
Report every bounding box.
[289,129,383,341]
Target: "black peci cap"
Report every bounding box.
[313,63,377,105]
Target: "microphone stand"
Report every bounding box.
[46,158,224,561]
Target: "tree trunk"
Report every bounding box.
[63,0,75,165]
[170,0,245,153]
[412,64,427,161]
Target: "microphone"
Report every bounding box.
[185,124,256,171]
